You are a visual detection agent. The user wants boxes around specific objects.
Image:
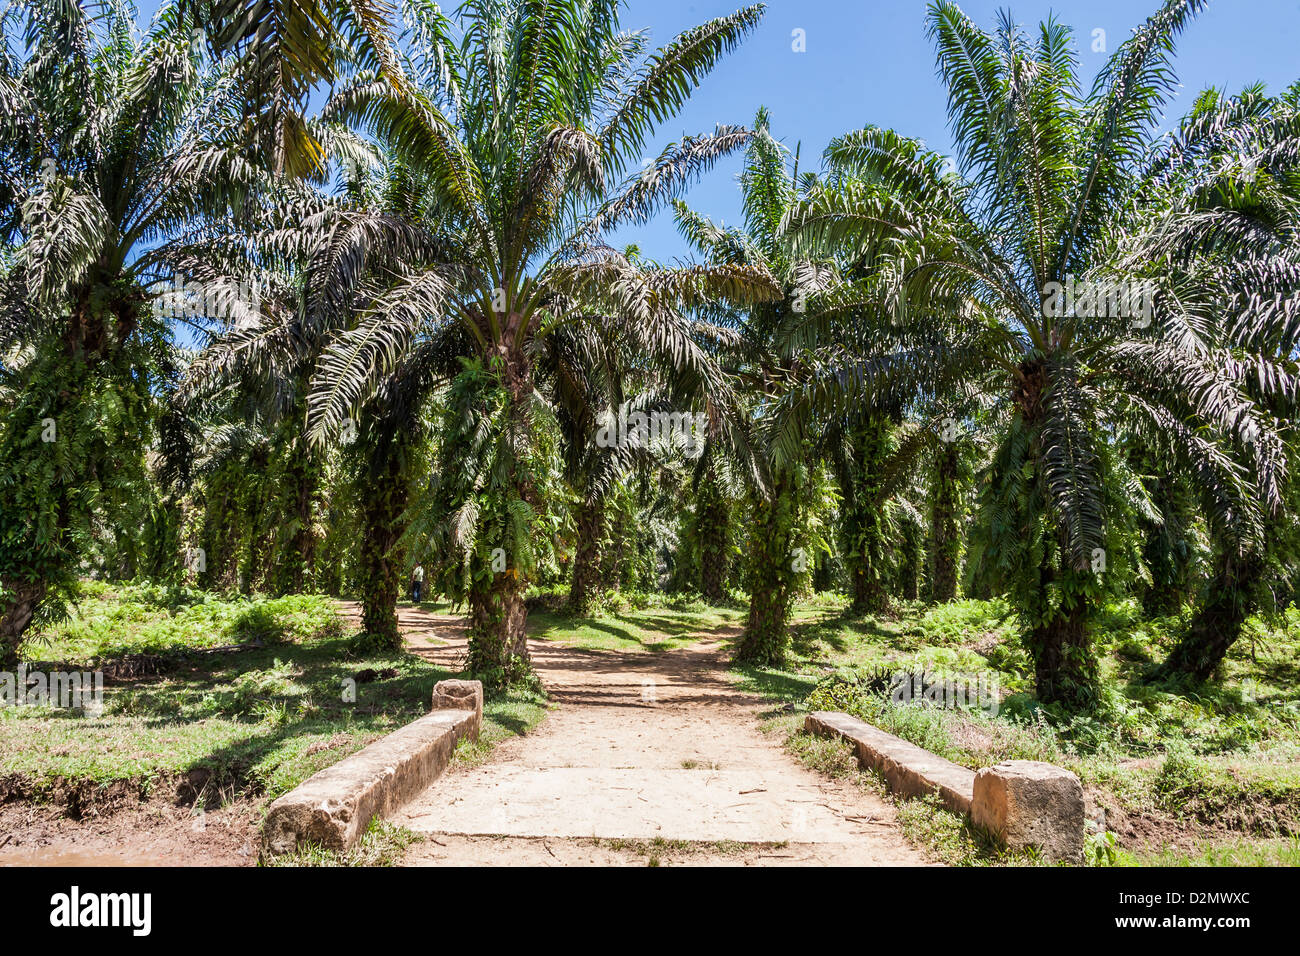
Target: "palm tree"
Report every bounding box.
[672,106,844,664]
[187,0,406,177]
[927,431,972,603]
[533,245,702,616]
[1148,81,1300,679]
[0,1,267,661]
[176,120,420,599]
[783,1,1299,707]
[305,0,776,683]
[829,409,898,613]
[545,332,656,616]
[674,449,737,602]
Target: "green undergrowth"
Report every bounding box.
[744,596,1300,866]
[1,583,546,812]
[262,818,421,867]
[525,586,741,653]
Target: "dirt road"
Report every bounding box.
[395,605,925,866]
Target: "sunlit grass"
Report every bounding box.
[744,593,1300,866]
[527,600,741,653]
[2,584,546,804]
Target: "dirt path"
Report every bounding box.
[394,605,926,866]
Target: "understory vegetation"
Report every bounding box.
[737,595,1300,865]
[0,586,546,812]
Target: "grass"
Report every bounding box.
[526,590,741,653]
[1,582,547,810]
[738,594,1300,866]
[14,580,1296,868]
[772,711,1032,866]
[1116,835,1300,867]
[262,818,422,867]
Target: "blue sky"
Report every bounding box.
[610,0,1300,258]
[131,0,1300,259]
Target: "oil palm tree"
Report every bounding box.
[782,1,1299,706]
[176,119,429,599]
[1147,82,1300,680]
[0,0,271,661]
[305,0,777,683]
[672,106,843,664]
[185,0,407,177]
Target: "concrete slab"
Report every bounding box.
[805,711,976,814]
[400,766,874,843]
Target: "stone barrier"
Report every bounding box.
[806,710,1084,862]
[970,760,1085,863]
[261,679,483,856]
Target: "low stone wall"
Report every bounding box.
[805,710,1083,862]
[806,711,975,813]
[261,679,483,857]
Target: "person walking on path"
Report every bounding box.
[411,562,425,603]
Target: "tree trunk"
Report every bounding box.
[899,519,921,601]
[850,566,889,613]
[290,457,318,592]
[278,390,322,596]
[734,476,799,665]
[698,464,730,602]
[0,283,146,653]
[466,567,530,685]
[0,379,79,660]
[277,440,320,596]
[238,446,272,594]
[603,510,626,593]
[812,552,834,594]
[1015,359,1099,708]
[358,448,408,649]
[929,441,962,603]
[466,331,537,684]
[0,579,46,667]
[1157,550,1263,682]
[1138,475,1193,618]
[841,414,891,615]
[566,498,605,615]
[1028,598,1094,708]
[738,571,791,666]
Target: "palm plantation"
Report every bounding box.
[782,0,1299,705]
[2,0,1300,870]
[0,1,272,658]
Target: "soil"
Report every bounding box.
[0,797,260,867]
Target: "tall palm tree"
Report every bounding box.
[306,0,777,683]
[674,448,737,602]
[1148,82,1300,679]
[0,0,267,661]
[541,320,652,616]
[672,106,841,664]
[784,0,1299,707]
[176,120,417,598]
